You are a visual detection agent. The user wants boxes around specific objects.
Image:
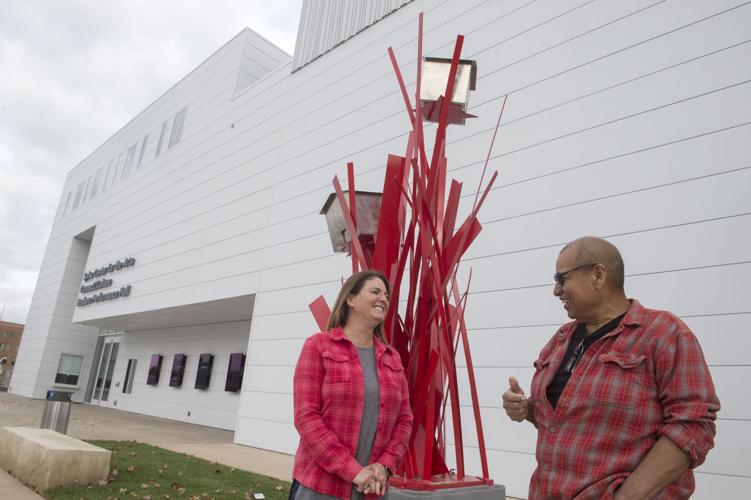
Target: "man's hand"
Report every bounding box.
[502,376,532,423]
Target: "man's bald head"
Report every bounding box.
[561,236,625,291]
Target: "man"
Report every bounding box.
[502,236,719,499]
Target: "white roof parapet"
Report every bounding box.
[292,0,413,71]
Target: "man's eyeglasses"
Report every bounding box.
[553,263,597,287]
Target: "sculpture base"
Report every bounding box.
[388,474,504,499]
[387,480,505,499]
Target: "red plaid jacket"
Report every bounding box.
[293,328,413,499]
[529,300,719,499]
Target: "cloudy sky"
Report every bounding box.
[0,0,303,324]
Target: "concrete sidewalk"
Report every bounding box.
[1,392,519,499]
[0,391,293,497]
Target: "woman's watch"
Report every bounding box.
[381,464,393,478]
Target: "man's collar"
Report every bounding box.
[556,299,644,340]
[623,299,645,326]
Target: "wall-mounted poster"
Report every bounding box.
[146,354,163,385]
[224,353,246,392]
[169,354,187,387]
[195,353,214,390]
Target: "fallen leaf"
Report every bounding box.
[141,483,150,489]
[274,485,284,491]
[127,465,137,473]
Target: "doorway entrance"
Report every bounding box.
[88,334,121,405]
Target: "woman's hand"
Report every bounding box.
[353,467,377,494]
[353,464,388,496]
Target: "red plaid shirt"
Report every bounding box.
[293,328,413,499]
[529,300,719,499]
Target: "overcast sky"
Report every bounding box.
[0,0,304,324]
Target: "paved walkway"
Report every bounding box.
[0,391,294,498]
[1,392,519,499]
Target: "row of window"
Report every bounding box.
[0,343,17,351]
[0,331,17,338]
[61,106,188,219]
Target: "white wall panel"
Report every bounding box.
[234,416,299,454]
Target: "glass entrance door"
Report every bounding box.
[91,336,120,404]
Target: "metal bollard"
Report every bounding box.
[40,389,73,434]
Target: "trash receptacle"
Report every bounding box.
[40,389,73,434]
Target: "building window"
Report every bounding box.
[121,144,137,179]
[55,354,84,386]
[71,182,84,210]
[155,121,168,157]
[91,167,104,198]
[82,175,93,205]
[168,107,187,149]
[110,154,122,188]
[136,135,148,169]
[123,358,137,394]
[62,190,72,216]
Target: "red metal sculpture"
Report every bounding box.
[311,13,506,491]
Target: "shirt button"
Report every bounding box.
[543,464,550,471]
[549,426,556,433]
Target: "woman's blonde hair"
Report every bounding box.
[327,270,391,343]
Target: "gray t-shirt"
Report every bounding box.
[295,346,380,500]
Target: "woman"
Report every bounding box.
[291,270,413,500]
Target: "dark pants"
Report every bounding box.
[289,479,300,500]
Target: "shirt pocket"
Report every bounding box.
[378,354,405,425]
[590,352,651,407]
[322,351,351,384]
[531,355,552,398]
[379,353,405,389]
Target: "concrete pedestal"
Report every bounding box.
[0,427,111,492]
[386,484,506,499]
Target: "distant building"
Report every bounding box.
[11,1,750,498]
[0,320,24,389]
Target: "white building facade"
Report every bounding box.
[12,1,751,497]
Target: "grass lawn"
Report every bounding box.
[44,440,291,500]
